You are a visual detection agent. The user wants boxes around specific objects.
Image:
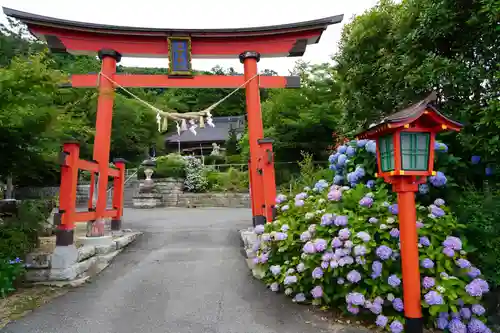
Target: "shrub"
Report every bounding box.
[0,258,25,297]
[138,154,186,179]
[0,199,49,297]
[204,168,249,192]
[251,139,493,332]
[184,156,208,192]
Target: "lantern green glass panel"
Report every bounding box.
[378,135,395,172]
[400,132,430,171]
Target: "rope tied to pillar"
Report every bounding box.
[98,72,258,135]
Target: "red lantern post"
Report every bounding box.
[356,92,462,333]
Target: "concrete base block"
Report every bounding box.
[133,195,163,209]
[77,245,96,262]
[51,245,79,269]
[77,235,113,247]
[95,243,117,255]
[34,275,91,288]
[25,252,51,269]
[115,232,141,249]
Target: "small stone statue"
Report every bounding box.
[210,142,221,156]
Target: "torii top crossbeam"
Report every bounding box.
[3,7,343,59]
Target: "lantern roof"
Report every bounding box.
[356,92,463,139]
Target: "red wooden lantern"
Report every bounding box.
[357,92,462,189]
[356,92,462,333]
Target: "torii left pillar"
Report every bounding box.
[240,51,277,225]
[94,49,121,229]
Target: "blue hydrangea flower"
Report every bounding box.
[388,204,399,215]
[456,258,471,269]
[346,270,362,283]
[365,140,377,154]
[390,320,404,333]
[371,261,382,278]
[422,276,435,289]
[337,145,347,154]
[337,154,348,166]
[293,293,306,302]
[419,236,431,246]
[333,175,344,184]
[443,236,462,250]
[389,228,400,238]
[284,275,297,285]
[392,298,404,312]
[300,231,311,242]
[388,274,401,287]
[472,304,486,316]
[346,146,356,156]
[376,245,393,260]
[270,265,281,276]
[359,196,374,207]
[467,318,488,333]
[430,171,447,187]
[346,292,365,306]
[448,319,466,333]
[376,315,388,327]
[329,153,340,164]
[471,155,481,164]
[296,262,305,272]
[424,290,444,305]
[312,267,323,279]
[421,258,435,269]
[254,224,265,234]
[275,194,287,204]
[419,183,429,194]
[366,180,375,188]
[334,215,348,226]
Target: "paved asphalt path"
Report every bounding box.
[2,208,359,333]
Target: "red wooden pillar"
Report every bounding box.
[111,158,126,230]
[258,138,277,222]
[56,142,80,246]
[393,178,423,333]
[240,51,267,226]
[93,49,121,219]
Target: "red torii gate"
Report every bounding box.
[4,7,343,245]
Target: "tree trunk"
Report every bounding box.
[5,174,13,199]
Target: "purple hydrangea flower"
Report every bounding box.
[284,275,298,285]
[468,267,481,278]
[390,320,404,333]
[270,265,281,276]
[437,317,449,330]
[421,258,435,269]
[472,304,486,316]
[320,213,334,226]
[467,318,488,333]
[366,180,375,188]
[457,258,471,269]
[368,217,378,223]
[281,224,289,232]
[296,262,305,272]
[300,231,312,242]
[295,199,305,207]
[443,236,462,251]
[466,278,489,297]
[390,228,400,238]
[355,256,366,265]
[392,298,404,312]
[295,192,308,200]
[434,198,445,206]
[460,307,471,320]
[331,237,342,248]
[347,304,359,314]
[346,292,365,306]
[359,196,374,207]
[448,319,466,333]
[314,239,328,252]
[422,276,435,289]
[311,286,323,299]
[374,296,384,305]
[388,274,401,287]
[254,224,265,234]
[334,215,348,226]
[275,232,288,241]
[322,252,334,261]
[338,228,351,240]
[443,247,456,257]
[389,204,399,215]
[275,194,287,204]
[371,261,382,278]
[419,236,431,246]
[424,290,444,305]
[312,267,324,279]
[303,241,316,254]
[430,171,447,187]
[353,245,367,256]
[356,231,371,242]
[376,245,393,260]
[416,220,425,228]
[328,190,342,201]
[347,270,362,283]
[321,261,329,269]
[281,205,289,211]
[369,302,382,314]
[376,315,388,327]
[430,204,446,217]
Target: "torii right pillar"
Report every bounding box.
[240,51,276,225]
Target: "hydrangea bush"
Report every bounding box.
[252,139,492,333]
[183,156,208,192]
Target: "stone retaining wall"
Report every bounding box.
[25,231,142,286]
[135,178,250,208]
[15,184,113,203]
